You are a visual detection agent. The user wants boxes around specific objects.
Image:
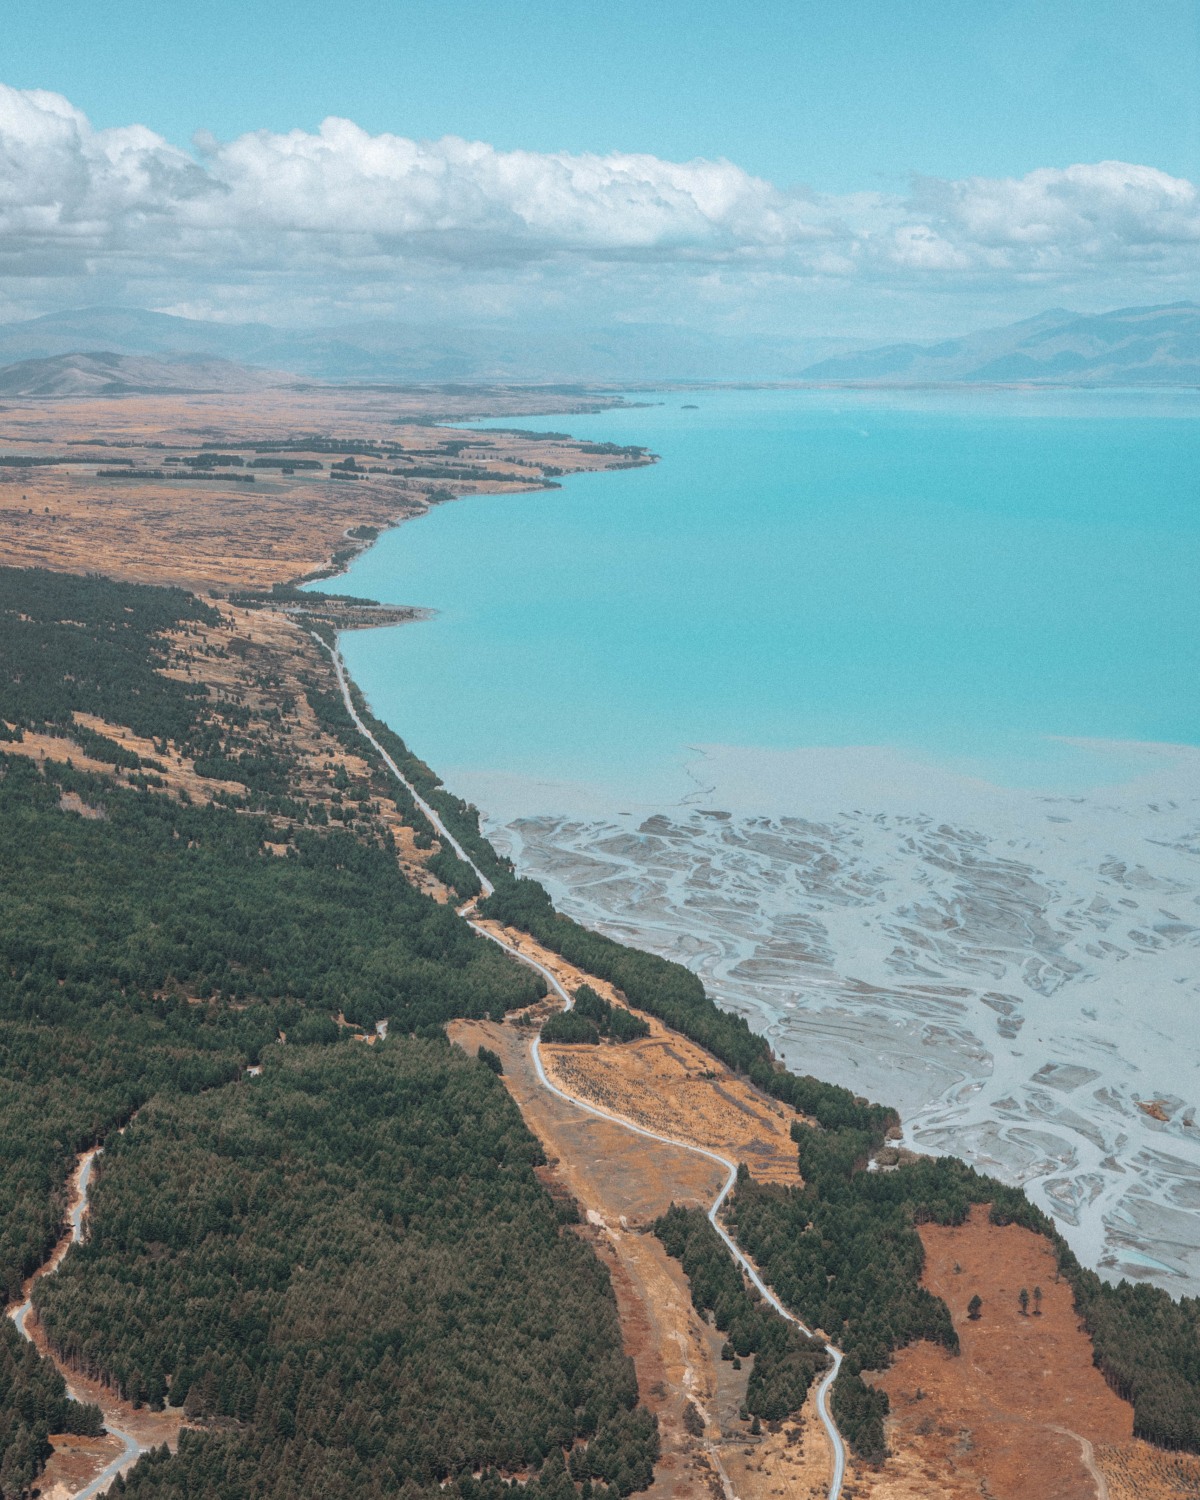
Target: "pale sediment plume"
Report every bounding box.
[461,739,1200,1298]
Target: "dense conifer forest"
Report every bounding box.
[541,987,650,1045]
[0,567,216,742]
[0,569,654,1497]
[3,562,1200,1495]
[38,1043,659,1499]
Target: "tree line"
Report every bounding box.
[541,987,650,1045]
[654,1204,828,1422]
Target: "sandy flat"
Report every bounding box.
[460,739,1200,1298]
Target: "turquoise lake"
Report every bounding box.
[325,387,1200,799]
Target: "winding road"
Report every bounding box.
[7,1148,146,1500]
[315,632,848,1500]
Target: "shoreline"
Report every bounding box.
[314,399,1200,1302]
[323,579,1200,1300]
[4,387,1194,1500]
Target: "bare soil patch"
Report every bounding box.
[860,1205,1135,1500]
[720,1381,836,1500]
[35,1432,127,1500]
[2,726,117,778]
[57,789,106,818]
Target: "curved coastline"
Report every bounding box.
[318,391,1200,1301]
[311,386,1200,1316]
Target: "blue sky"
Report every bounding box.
[1,1,1198,337]
[8,0,1199,188]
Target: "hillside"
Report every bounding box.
[797,302,1200,386]
[0,306,858,384]
[0,351,294,398]
[1,302,1198,387]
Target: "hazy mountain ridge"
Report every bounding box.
[0,350,296,398]
[797,302,1200,385]
[0,307,858,384]
[0,303,1195,388]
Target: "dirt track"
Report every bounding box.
[6,1151,188,1498]
[450,1016,841,1500]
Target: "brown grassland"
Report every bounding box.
[0,384,642,591]
[4,381,1193,1500]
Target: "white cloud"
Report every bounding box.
[204,122,813,255]
[916,161,1200,262]
[0,83,1196,324]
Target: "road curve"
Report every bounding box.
[316,633,847,1500]
[7,1149,146,1500]
[473,921,847,1500]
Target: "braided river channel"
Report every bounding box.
[322,386,1200,1296]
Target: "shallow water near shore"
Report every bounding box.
[324,387,1200,1295]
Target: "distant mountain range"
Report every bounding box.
[0,302,1195,390]
[0,351,295,398]
[0,307,856,385]
[795,303,1200,386]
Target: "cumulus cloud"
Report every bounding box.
[200,120,821,256]
[0,88,208,252]
[914,160,1200,262]
[0,82,1196,322]
[0,86,823,268]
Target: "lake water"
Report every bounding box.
[323,387,1200,1295]
[333,386,1200,800]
